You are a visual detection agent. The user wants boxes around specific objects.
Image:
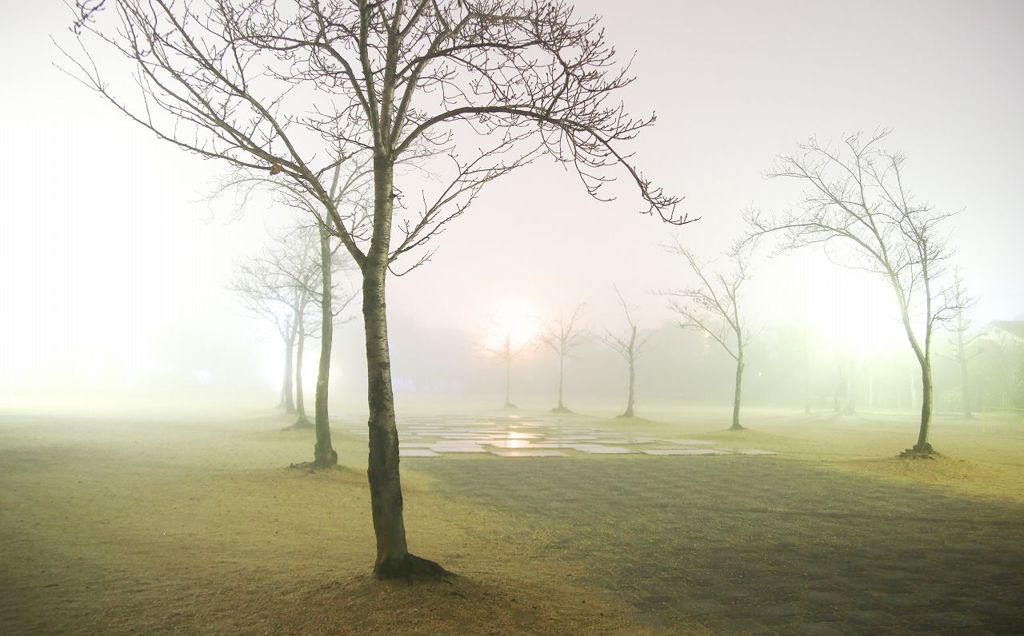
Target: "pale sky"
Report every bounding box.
[1,1,1022,398]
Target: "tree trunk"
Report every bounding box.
[504,335,514,408]
[621,326,636,418]
[364,156,446,580]
[843,362,857,415]
[731,355,744,430]
[959,355,972,419]
[914,356,934,452]
[282,318,296,414]
[956,328,973,419]
[294,309,310,425]
[803,343,810,415]
[313,223,337,467]
[279,353,288,409]
[557,351,565,410]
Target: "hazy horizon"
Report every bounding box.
[2,0,1022,406]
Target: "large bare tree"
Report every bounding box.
[747,130,962,457]
[661,242,751,430]
[64,0,688,578]
[540,304,586,413]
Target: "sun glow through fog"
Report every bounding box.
[802,258,906,354]
[482,298,540,354]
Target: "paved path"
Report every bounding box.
[341,414,775,458]
[415,454,1024,634]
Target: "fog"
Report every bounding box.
[2,2,1024,632]
[1,0,1021,415]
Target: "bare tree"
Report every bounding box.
[280,225,360,439]
[229,258,300,415]
[601,289,649,418]
[747,130,963,457]
[945,269,979,419]
[229,227,321,425]
[661,242,751,430]
[540,304,586,413]
[64,0,688,579]
[497,330,524,409]
[214,157,369,464]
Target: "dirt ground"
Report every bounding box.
[1,405,1022,634]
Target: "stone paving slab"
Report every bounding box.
[486,440,543,449]
[429,444,488,453]
[660,439,717,446]
[569,445,635,454]
[398,449,438,457]
[642,449,731,456]
[375,414,762,460]
[487,449,568,458]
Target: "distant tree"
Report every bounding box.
[229,228,320,424]
[945,269,979,419]
[479,316,533,409]
[747,130,965,457]
[230,224,356,436]
[65,0,688,579]
[540,304,586,413]
[661,242,751,430]
[242,271,297,415]
[285,231,320,429]
[601,289,650,418]
[215,157,369,464]
[498,330,522,410]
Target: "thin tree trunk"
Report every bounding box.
[504,334,513,408]
[891,278,937,456]
[282,317,296,414]
[294,308,309,424]
[803,339,810,415]
[915,356,934,452]
[843,361,856,415]
[364,157,445,580]
[956,326,973,419]
[731,354,744,430]
[279,358,288,409]
[312,220,337,467]
[959,355,972,419]
[557,351,565,410]
[622,326,636,418]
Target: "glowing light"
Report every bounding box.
[482,298,540,354]
[801,258,905,353]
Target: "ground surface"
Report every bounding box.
[1,404,1022,634]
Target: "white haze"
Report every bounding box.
[1,0,1022,413]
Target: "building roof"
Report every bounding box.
[987,321,1024,341]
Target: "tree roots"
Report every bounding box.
[899,442,940,459]
[282,417,314,431]
[373,553,454,582]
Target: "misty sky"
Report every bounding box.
[1,1,1022,397]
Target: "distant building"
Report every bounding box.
[981,321,1024,347]
[975,320,1024,411]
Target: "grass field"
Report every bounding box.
[1,404,1022,634]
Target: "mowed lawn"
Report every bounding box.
[1,406,1022,634]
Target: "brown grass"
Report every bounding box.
[0,413,672,635]
[2,405,1021,634]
